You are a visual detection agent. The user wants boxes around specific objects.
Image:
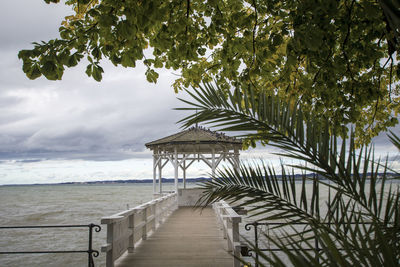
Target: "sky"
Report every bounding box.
[0,1,399,185]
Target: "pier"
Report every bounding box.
[101,190,242,267]
[114,207,231,267]
[101,127,243,267]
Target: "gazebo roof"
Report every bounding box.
[145,126,242,152]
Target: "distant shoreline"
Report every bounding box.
[2,172,397,187]
[0,177,211,187]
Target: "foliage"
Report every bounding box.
[177,83,400,266]
[18,0,400,144]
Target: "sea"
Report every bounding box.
[0,181,397,267]
[0,181,332,267]
[0,183,176,267]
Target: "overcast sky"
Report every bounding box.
[0,1,399,185]
[0,0,191,161]
[0,0,193,184]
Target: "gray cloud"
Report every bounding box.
[0,1,191,161]
[0,61,188,160]
[0,1,71,50]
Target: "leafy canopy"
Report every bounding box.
[18,0,400,143]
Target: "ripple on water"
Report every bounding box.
[0,183,176,267]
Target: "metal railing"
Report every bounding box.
[243,221,373,267]
[0,223,101,267]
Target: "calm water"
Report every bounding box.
[0,183,175,267]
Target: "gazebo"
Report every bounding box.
[145,126,242,194]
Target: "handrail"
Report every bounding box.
[101,192,178,267]
[0,223,101,267]
[243,221,375,267]
[213,200,242,267]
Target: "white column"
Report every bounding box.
[183,158,186,189]
[158,156,162,194]
[174,147,178,192]
[153,154,157,194]
[211,147,216,179]
[234,147,240,173]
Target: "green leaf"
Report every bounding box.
[67,54,78,67]
[28,64,42,80]
[92,64,103,81]
[91,47,101,60]
[145,68,159,83]
[41,61,57,76]
[85,64,93,77]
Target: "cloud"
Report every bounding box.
[0,1,189,162]
[0,68,187,160]
[0,1,71,50]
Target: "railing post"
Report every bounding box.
[142,206,148,240]
[154,200,159,227]
[128,213,135,253]
[232,216,242,267]
[226,217,233,252]
[158,199,164,224]
[232,218,240,243]
[88,224,94,267]
[152,204,156,231]
[254,222,259,267]
[218,206,228,240]
[106,223,114,267]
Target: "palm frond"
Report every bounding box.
[179,83,399,217]
[388,130,400,151]
[178,82,400,266]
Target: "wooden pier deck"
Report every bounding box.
[114,207,232,267]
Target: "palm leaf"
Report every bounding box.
[177,82,400,266]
